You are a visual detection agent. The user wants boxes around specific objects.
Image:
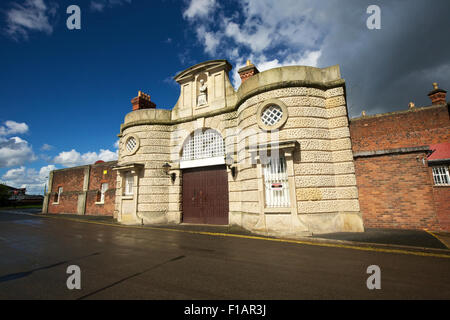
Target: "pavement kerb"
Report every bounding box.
[423,230,450,249]
[2,210,450,259]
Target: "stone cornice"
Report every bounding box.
[119,78,346,135]
[353,146,430,158]
[350,103,448,122]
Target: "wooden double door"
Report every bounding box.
[182,165,229,225]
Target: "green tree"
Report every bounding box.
[0,183,10,206]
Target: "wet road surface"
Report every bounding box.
[0,212,449,299]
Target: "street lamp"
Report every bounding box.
[225,154,237,179]
[163,163,176,183]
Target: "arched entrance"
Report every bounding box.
[180,129,229,225]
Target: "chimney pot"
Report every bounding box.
[238,60,259,83]
[131,91,156,110]
[428,82,447,105]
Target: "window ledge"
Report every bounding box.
[122,195,133,200]
[52,202,59,205]
[433,185,450,188]
[264,207,292,214]
[95,202,105,205]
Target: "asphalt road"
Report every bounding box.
[0,211,449,300]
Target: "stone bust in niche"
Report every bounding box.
[197,79,208,106]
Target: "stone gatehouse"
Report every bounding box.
[44,59,450,234]
[112,60,363,236]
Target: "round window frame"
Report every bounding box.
[256,99,289,131]
[122,134,140,156]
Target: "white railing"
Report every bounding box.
[432,166,450,185]
[263,157,290,208]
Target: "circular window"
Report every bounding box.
[122,134,140,156]
[261,105,283,126]
[257,99,289,131]
[126,137,137,152]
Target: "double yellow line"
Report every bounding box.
[33,213,450,259]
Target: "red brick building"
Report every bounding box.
[43,161,117,216]
[350,84,449,231]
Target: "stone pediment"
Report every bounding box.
[174,60,232,84]
[172,60,237,120]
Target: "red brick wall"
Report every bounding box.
[47,162,117,216]
[351,104,450,231]
[354,153,441,230]
[48,167,85,214]
[431,173,450,232]
[85,163,117,216]
[350,105,449,152]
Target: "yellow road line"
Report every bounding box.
[424,229,450,249]
[34,214,450,259]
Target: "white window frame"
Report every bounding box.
[121,134,140,156]
[263,156,290,208]
[180,129,225,169]
[261,105,284,126]
[97,183,109,204]
[432,165,450,186]
[124,173,134,196]
[126,137,137,153]
[54,187,62,204]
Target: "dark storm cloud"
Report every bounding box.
[183,0,450,118]
[317,0,450,117]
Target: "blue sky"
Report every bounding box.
[1,0,449,194]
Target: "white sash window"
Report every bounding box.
[54,186,63,204]
[432,166,450,186]
[100,183,108,203]
[263,156,290,208]
[124,174,134,195]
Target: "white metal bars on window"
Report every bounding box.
[261,105,283,126]
[124,174,134,195]
[100,183,108,203]
[263,156,290,208]
[432,166,450,185]
[126,137,137,152]
[181,129,225,161]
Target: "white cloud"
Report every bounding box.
[90,0,132,12]
[196,25,220,55]
[224,20,272,53]
[1,164,55,195]
[182,0,450,116]
[0,136,36,167]
[231,50,322,88]
[5,0,58,41]
[40,143,53,151]
[183,0,216,20]
[0,121,29,136]
[53,148,118,167]
[182,0,325,87]
[90,1,106,12]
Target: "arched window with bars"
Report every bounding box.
[180,129,225,169]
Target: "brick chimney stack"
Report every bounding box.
[131,91,156,111]
[238,60,259,83]
[428,83,447,105]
